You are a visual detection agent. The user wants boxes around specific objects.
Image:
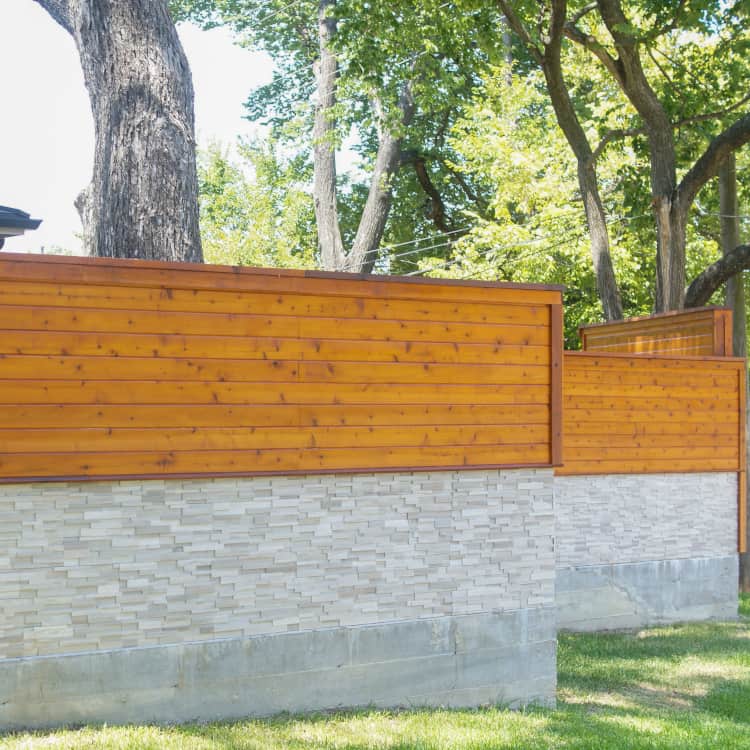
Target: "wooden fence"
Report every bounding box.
[560,350,747,552]
[559,351,746,476]
[579,307,733,356]
[0,253,563,482]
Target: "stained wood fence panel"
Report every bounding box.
[579,307,733,356]
[559,351,746,477]
[0,253,562,482]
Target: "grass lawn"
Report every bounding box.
[3,595,750,750]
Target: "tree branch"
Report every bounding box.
[678,112,750,210]
[569,2,598,25]
[685,244,750,308]
[33,0,73,34]
[592,125,646,161]
[563,22,624,85]
[675,92,750,129]
[401,150,451,233]
[496,1,543,65]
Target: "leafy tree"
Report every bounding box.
[495,0,750,315]
[197,142,317,268]
[35,0,202,261]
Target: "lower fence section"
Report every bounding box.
[1,467,742,729]
[554,472,739,631]
[0,468,556,730]
[0,607,557,730]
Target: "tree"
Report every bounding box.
[34,0,203,262]
[496,0,623,320]
[496,0,750,315]
[197,141,317,268]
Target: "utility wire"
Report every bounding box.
[400,213,655,279]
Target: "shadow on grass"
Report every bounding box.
[558,619,750,695]
[698,676,750,724]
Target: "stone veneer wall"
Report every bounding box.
[0,468,556,730]
[554,472,738,630]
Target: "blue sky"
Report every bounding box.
[0,0,274,254]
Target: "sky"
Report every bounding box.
[0,0,274,254]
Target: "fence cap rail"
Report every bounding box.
[0,251,565,294]
[578,306,731,334]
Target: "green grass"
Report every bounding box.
[4,596,750,750]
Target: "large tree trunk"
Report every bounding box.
[35,0,202,263]
[654,198,688,312]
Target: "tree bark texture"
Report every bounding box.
[35,0,203,263]
[346,88,415,273]
[720,154,746,357]
[313,0,347,271]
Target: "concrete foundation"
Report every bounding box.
[557,555,738,631]
[0,607,556,731]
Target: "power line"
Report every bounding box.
[400,213,656,279]
[698,212,750,222]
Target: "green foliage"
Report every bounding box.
[197,141,317,268]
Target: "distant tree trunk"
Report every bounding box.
[720,153,750,591]
[346,88,415,274]
[540,3,623,321]
[720,154,746,356]
[313,0,346,271]
[34,0,203,262]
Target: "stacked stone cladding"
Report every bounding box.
[0,468,554,660]
[554,472,737,568]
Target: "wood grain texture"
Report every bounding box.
[579,307,734,356]
[558,351,745,477]
[0,254,561,481]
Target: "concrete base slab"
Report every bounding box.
[0,607,556,731]
[557,555,738,631]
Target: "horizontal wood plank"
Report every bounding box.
[0,356,550,385]
[0,280,550,326]
[0,444,551,480]
[0,424,549,453]
[0,304,550,346]
[0,403,552,429]
[0,253,563,305]
[0,380,550,406]
[0,330,550,366]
